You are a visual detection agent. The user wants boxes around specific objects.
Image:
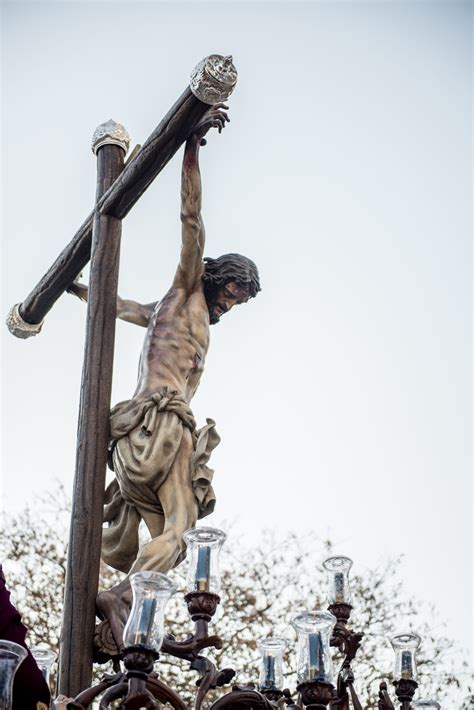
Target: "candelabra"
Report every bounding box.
[2,529,439,709]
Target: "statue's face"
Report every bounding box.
[208,281,250,324]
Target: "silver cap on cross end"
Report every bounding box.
[91,119,130,155]
[190,55,238,105]
[6,303,43,339]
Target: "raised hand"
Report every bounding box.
[192,104,230,145]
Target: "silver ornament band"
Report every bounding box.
[190,54,238,105]
[91,119,130,155]
[6,303,43,339]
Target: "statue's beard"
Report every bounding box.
[205,283,228,324]
[208,301,226,325]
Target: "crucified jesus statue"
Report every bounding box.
[69,104,261,649]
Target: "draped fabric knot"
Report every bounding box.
[109,386,196,448]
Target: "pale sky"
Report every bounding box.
[1,0,472,701]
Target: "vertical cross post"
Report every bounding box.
[58,120,130,696]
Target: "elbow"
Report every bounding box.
[180,213,201,233]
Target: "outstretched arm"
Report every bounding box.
[67,282,156,328]
[173,105,229,294]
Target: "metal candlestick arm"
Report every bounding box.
[210,680,341,710]
[160,593,224,657]
[378,682,397,710]
[72,649,190,710]
[64,671,125,709]
[97,646,161,709]
[210,684,277,710]
[326,603,364,709]
[329,602,363,661]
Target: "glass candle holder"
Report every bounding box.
[123,571,176,651]
[30,647,56,688]
[322,556,352,605]
[0,640,27,710]
[390,632,421,681]
[412,702,441,709]
[291,611,337,685]
[183,527,227,594]
[257,637,287,690]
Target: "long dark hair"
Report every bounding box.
[202,253,261,302]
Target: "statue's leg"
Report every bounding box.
[96,424,196,649]
[96,507,166,648]
[140,509,165,540]
[128,427,198,575]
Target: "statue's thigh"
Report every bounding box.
[140,508,165,539]
[159,428,198,530]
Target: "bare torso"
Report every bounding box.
[134,284,210,402]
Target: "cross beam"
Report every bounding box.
[6,55,237,337]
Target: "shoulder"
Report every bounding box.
[157,283,206,314]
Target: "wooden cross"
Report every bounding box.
[6,54,237,697]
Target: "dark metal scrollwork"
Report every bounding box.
[327,603,364,710]
[378,681,397,710]
[75,592,235,710]
[72,593,419,710]
[210,683,277,710]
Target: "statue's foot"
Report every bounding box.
[96,584,131,651]
[93,619,120,662]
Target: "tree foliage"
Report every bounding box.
[0,499,469,707]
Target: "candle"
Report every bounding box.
[195,545,211,591]
[263,655,275,687]
[334,572,345,602]
[131,597,157,646]
[308,633,325,681]
[401,650,413,679]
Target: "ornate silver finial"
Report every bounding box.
[190,54,238,105]
[91,120,130,155]
[6,303,43,339]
